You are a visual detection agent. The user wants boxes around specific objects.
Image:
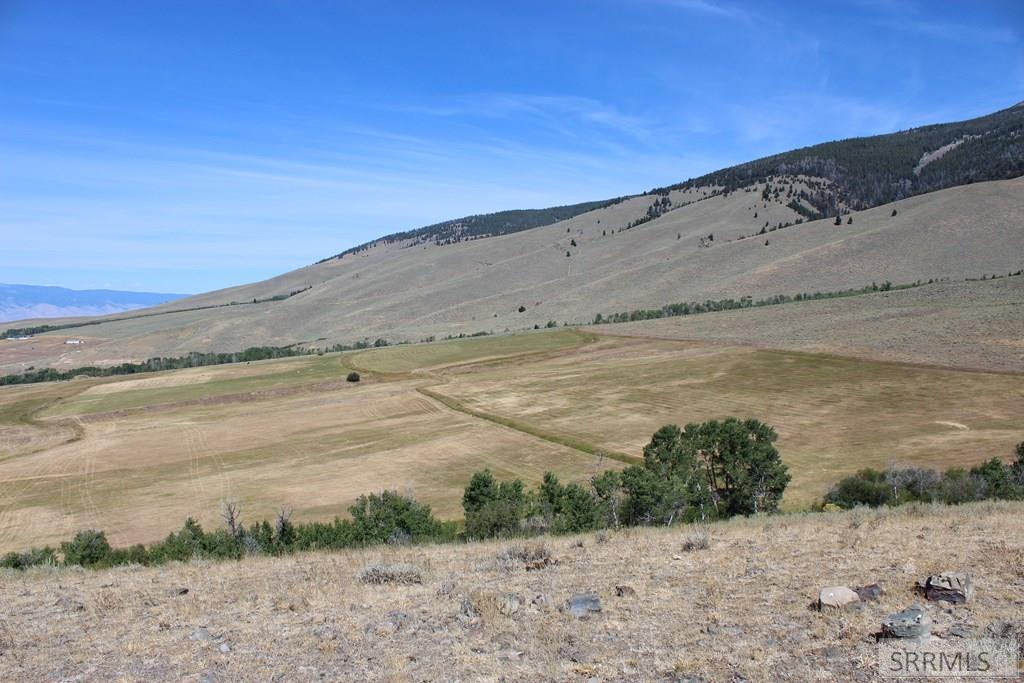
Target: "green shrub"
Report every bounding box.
[350,491,453,545]
[346,371,360,382]
[462,470,528,539]
[60,530,112,567]
[0,546,56,570]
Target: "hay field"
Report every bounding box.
[0,332,608,552]
[426,336,1024,505]
[1,501,1021,681]
[0,328,1021,553]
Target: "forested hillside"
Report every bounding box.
[319,197,626,261]
[667,102,1024,218]
[319,103,1024,263]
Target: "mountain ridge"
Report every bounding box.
[2,104,1023,372]
[0,283,187,324]
[315,101,1024,263]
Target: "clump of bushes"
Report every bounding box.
[824,443,1024,509]
[8,491,456,571]
[682,526,711,552]
[495,542,554,572]
[0,546,56,570]
[358,563,423,585]
[346,371,360,382]
[462,418,791,541]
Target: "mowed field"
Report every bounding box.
[0,331,608,553]
[0,328,1021,553]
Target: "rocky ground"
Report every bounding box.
[1,502,1022,681]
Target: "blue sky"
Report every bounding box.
[1,0,1022,293]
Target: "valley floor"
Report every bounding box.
[1,501,1021,681]
[0,328,1022,552]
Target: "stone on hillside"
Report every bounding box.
[531,592,553,610]
[853,583,884,601]
[368,610,409,637]
[189,627,213,642]
[615,585,637,598]
[566,592,602,618]
[818,586,860,610]
[918,572,973,603]
[882,605,932,640]
[498,592,522,616]
[357,563,423,585]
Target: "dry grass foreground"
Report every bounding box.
[0,501,1021,681]
[0,328,1022,552]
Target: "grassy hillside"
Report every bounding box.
[1,501,1021,681]
[317,197,627,261]
[602,275,1024,373]
[4,104,1023,372]
[3,176,1022,373]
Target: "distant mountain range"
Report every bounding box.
[0,283,187,323]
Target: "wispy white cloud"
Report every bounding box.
[897,20,1017,44]
[638,0,752,21]
[727,94,920,149]
[391,93,658,143]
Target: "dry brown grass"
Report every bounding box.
[0,501,1021,681]
[1,328,1021,552]
[604,275,1024,373]
[430,335,1024,506]
[0,333,611,552]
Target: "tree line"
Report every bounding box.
[0,338,395,386]
[5,422,1022,571]
[824,444,1024,508]
[590,280,930,325]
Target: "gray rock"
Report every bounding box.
[498,592,522,616]
[853,583,884,601]
[219,643,231,653]
[818,586,860,610]
[368,610,408,637]
[531,592,552,610]
[189,628,212,642]
[882,605,932,640]
[54,596,85,613]
[918,572,973,603]
[313,624,338,641]
[566,592,601,618]
[944,624,973,639]
[985,620,1018,639]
